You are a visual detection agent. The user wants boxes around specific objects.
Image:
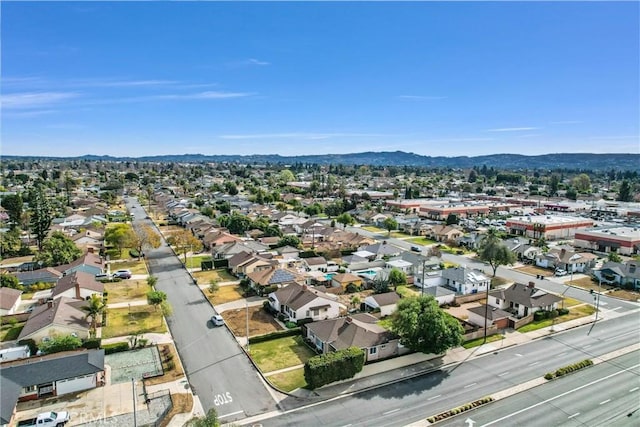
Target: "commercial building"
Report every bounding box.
[506,215,594,240]
[574,226,640,256]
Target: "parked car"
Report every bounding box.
[410,245,422,252]
[112,269,132,279]
[554,268,568,277]
[210,314,224,327]
[17,411,70,427]
[95,273,110,280]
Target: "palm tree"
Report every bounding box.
[83,294,106,336]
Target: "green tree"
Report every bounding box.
[572,173,591,193]
[33,231,82,267]
[617,180,632,202]
[82,294,106,335]
[29,187,52,251]
[160,300,173,325]
[167,229,203,265]
[208,280,220,296]
[38,334,83,354]
[608,252,622,263]
[276,235,301,248]
[390,295,464,354]
[0,274,20,289]
[131,224,161,259]
[0,194,23,230]
[147,275,158,287]
[388,268,407,290]
[445,213,458,225]
[336,212,355,229]
[186,408,220,427]
[0,230,30,257]
[383,217,398,236]
[278,169,295,184]
[372,277,390,294]
[477,229,516,277]
[105,223,136,257]
[147,290,167,311]
[549,174,560,196]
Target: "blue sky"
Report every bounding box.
[2,2,639,158]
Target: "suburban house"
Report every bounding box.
[14,267,63,286]
[17,297,91,343]
[363,292,400,317]
[428,225,463,242]
[303,313,405,362]
[535,247,598,273]
[231,254,278,277]
[55,252,104,276]
[595,261,640,290]
[504,237,543,262]
[303,256,328,272]
[71,230,104,253]
[51,271,104,300]
[423,286,456,306]
[0,287,22,316]
[268,283,343,323]
[0,349,105,425]
[330,273,364,291]
[489,282,562,318]
[358,242,402,260]
[247,267,300,292]
[212,240,270,259]
[441,267,490,295]
[466,305,511,329]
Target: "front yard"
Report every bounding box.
[268,368,307,392]
[205,285,244,305]
[192,269,236,284]
[185,255,213,269]
[102,305,167,338]
[222,306,282,337]
[105,280,152,303]
[250,335,315,373]
[109,260,148,275]
[515,265,554,277]
[407,237,437,246]
[144,343,185,386]
[462,333,505,349]
[517,304,596,333]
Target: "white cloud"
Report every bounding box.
[1,92,79,109]
[246,58,270,66]
[486,127,539,132]
[397,95,446,100]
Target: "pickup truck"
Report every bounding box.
[17,411,70,427]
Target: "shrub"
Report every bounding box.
[558,308,570,316]
[102,342,130,354]
[544,373,554,380]
[345,283,359,294]
[304,347,365,389]
[83,338,102,349]
[277,313,286,322]
[248,328,301,344]
[129,249,140,258]
[262,285,279,296]
[285,321,297,329]
[296,318,314,326]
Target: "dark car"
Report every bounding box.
[112,269,132,279]
[410,245,422,252]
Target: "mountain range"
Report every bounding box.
[3,152,638,171]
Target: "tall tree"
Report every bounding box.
[617,180,632,202]
[82,294,106,335]
[131,224,161,259]
[549,174,560,196]
[388,268,407,290]
[390,295,464,354]
[29,187,52,250]
[104,223,136,257]
[167,229,203,264]
[477,228,516,277]
[572,173,591,193]
[336,212,355,229]
[0,194,23,229]
[383,217,398,236]
[33,231,82,267]
[147,290,167,311]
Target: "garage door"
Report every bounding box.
[56,374,96,395]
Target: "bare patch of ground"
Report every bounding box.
[222,305,283,337]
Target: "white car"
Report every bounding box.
[554,269,568,277]
[210,314,224,327]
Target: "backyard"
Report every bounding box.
[0,322,25,341]
[249,335,316,373]
[105,280,153,304]
[193,269,236,284]
[204,285,244,306]
[102,305,167,338]
[517,304,596,333]
[222,305,282,337]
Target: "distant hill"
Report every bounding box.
[3,152,638,171]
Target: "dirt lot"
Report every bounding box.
[608,289,640,302]
[446,302,481,321]
[515,265,554,277]
[222,305,283,337]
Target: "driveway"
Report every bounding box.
[124,197,277,423]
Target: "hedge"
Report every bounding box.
[213,259,228,269]
[248,328,301,344]
[102,342,130,354]
[83,338,102,349]
[426,396,494,423]
[201,260,214,270]
[304,347,365,389]
[544,359,593,380]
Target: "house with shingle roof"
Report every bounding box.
[0,349,105,425]
[467,305,511,329]
[303,313,405,362]
[51,271,103,300]
[303,256,328,272]
[489,282,562,318]
[54,252,104,276]
[0,287,23,316]
[14,267,63,286]
[247,266,300,292]
[17,297,91,343]
[595,261,640,290]
[442,267,490,295]
[363,292,400,317]
[330,273,364,291]
[268,282,343,323]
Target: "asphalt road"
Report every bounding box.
[438,350,640,427]
[249,311,639,427]
[124,198,277,422]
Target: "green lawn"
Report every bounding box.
[249,335,316,373]
[268,368,307,392]
[110,260,148,275]
[389,231,411,238]
[105,280,153,303]
[561,297,583,308]
[408,237,437,246]
[0,322,25,341]
[102,305,167,338]
[186,255,213,269]
[517,305,596,333]
[205,285,244,305]
[462,334,505,349]
[105,247,136,261]
[396,285,420,298]
[362,226,385,233]
[193,269,236,283]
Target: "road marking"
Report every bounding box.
[464,383,477,388]
[529,361,540,366]
[480,362,640,426]
[599,399,611,405]
[612,307,622,311]
[515,353,523,357]
[428,394,442,401]
[557,352,567,357]
[218,410,243,419]
[339,424,352,427]
[604,330,638,341]
[498,371,510,377]
[630,387,639,392]
[383,409,401,415]
[568,413,580,419]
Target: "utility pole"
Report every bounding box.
[132,378,137,427]
[421,257,426,297]
[246,299,250,353]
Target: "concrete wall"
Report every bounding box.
[455,293,487,304]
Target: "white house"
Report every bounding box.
[442,267,490,295]
[364,292,400,317]
[268,283,344,323]
[489,282,562,318]
[0,287,22,316]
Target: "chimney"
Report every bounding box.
[528,282,535,289]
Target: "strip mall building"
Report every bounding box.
[506,215,594,240]
[574,226,640,256]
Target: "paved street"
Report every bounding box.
[124,198,278,423]
[437,350,640,427]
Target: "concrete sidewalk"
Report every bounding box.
[213,296,267,312]
[100,332,174,345]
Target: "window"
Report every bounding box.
[23,385,37,393]
[369,347,377,355]
[306,310,310,317]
